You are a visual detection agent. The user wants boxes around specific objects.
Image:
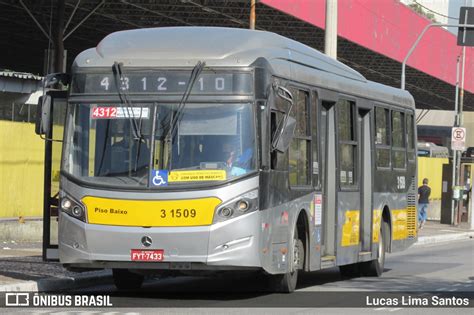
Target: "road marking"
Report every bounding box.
[449,288,458,291]
[374,307,387,311]
[453,283,462,286]
[436,287,446,291]
[389,308,403,312]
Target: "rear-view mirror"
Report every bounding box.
[43,73,71,88]
[35,95,51,135]
[274,116,296,153]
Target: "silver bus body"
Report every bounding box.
[59,27,417,278]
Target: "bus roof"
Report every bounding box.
[73,27,414,108]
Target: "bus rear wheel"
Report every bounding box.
[268,231,304,293]
[361,220,388,277]
[112,269,144,291]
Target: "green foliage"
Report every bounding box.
[408,3,437,23]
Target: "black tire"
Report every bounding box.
[112,269,144,291]
[361,220,389,277]
[268,230,304,293]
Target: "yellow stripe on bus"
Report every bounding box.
[372,209,382,243]
[392,209,408,240]
[83,196,221,227]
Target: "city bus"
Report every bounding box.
[417,142,449,158]
[36,27,418,293]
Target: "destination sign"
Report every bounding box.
[71,71,253,95]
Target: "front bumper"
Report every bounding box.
[59,210,262,270]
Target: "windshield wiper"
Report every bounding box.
[168,60,206,139]
[163,61,206,169]
[112,62,142,141]
[113,62,147,174]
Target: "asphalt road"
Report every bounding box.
[66,238,474,309]
[3,239,472,314]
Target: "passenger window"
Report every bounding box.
[289,89,311,186]
[392,111,406,169]
[311,92,320,188]
[337,99,357,186]
[375,107,390,168]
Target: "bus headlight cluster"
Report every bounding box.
[60,196,86,222]
[215,189,258,222]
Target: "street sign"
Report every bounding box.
[457,7,474,46]
[451,127,466,151]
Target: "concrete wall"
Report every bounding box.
[0,120,62,219]
[0,121,44,218]
[418,156,449,220]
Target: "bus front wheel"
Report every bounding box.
[268,231,304,293]
[112,269,144,291]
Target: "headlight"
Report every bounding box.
[214,189,258,223]
[61,198,72,210]
[60,194,86,222]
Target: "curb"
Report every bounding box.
[414,231,474,246]
[0,270,113,292]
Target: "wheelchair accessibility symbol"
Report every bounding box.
[151,170,168,186]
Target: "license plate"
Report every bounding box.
[130,249,164,261]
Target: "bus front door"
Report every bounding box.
[38,91,67,261]
[334,102,373,266]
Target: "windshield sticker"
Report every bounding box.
[91,106,150,119]
[151,170,168,186]
[168,170,226,182]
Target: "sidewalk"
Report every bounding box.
[0,222,472,292]
[415,220,474,245]
[0,241,111,292]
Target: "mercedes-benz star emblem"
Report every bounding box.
[141,236,152,247]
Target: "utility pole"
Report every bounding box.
[324,0,338,58]
[454,47,466,226]
[54,0,65,74]
[250,0,256,30]
[452,56,461,225]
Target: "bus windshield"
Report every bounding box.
[63,103,257,187]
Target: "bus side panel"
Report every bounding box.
[259,169,290,274]
[390,172,418,252]
[259,170,318,274]
[336,191,361,266]
[373,171,417,254]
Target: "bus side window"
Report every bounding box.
[406,113,415,161]
[375,107,390,168]
[311,91,320,189]
[392,111,406,169]
[289,89,311,186]
[336,99,357,186]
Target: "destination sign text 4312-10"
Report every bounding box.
[72,71,253,95]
